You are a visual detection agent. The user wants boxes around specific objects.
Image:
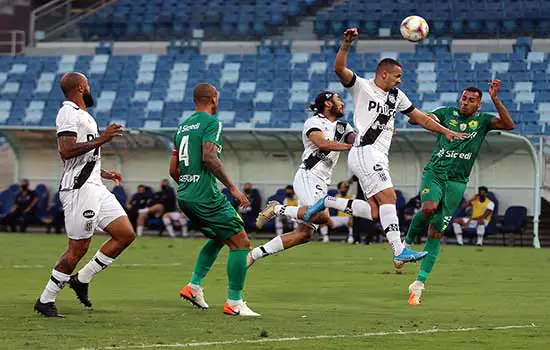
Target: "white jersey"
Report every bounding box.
[56,101,102,191]
[299,114,354,184]
[346,74,414,155]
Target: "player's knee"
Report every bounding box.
[68,240,90,258]
[421,205,437,218]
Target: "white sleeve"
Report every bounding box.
[55,106,78,136]
[487,201,495,211]
[344,73,368,101]
[397,89,415,114]
[303,117,324,137]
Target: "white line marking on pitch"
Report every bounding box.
[76,323,538,350]
[0,262,181,269]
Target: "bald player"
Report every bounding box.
[34,72,136,317]
[171,83,260,316]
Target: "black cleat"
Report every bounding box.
[34,299,64,318]
[69,274,92,307]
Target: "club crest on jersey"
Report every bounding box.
[460,123,467,131]
[422,188,430,194]
[83,210,95,218]
[388,93,396,104]
[336,124,345,134]
[468,120,478,130]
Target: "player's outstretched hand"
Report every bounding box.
[343,28,358,44]
[489,79,501,99]
[230,186,250,208]
[445,130,468,142]
[103,123,124,141]
[101,169,123,185]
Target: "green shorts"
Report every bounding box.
[419,170,466,233]
[178,193,244,241]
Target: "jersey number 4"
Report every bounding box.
[178,135,190,166]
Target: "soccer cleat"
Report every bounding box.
[34,299,64,318]
[393,247,428,263]
[347,236,354,244]
[393,259,405,270]
[408,281,425,305]
[256,200,280,229]
[322,235,330,243]
[303,195,327,221]
[223,301,261,317]
[69,274,92,307]
[180,284,209,309]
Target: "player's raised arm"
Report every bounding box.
[334,28,358,86]
[488,80,515,130]
[407,108,466,142]
[57,123,123,160]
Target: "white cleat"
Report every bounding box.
[322,235,330,243]
[347,236,354,244]
[408,280,425,305]
[256,201,280,229]
[180,284,209,309]
[224,301,261,317]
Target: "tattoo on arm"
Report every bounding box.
[202,142,234,189]
[57,135,108,160]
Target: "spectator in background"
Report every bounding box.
[320,181,354,243]
[126,185,151,229]
[1,179,38,232]
[348,175,378,244]
[452,186,495,246]
[162,209,189,238]
[275,185,299,236]
[136,179,176,237]
[238,183,262,232]
[402,192,422,242]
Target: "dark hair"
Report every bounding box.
[285,185,294,191]
[337,181,349,189]
[463,87,483,100]
[376,58,402,73]
[308,91,336,113]
[478,186,488,193]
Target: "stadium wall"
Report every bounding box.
[0,128,540,218]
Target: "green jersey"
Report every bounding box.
[173,112,223,202]
[424,106,494,183]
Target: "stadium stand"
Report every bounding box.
[0,41,549,134]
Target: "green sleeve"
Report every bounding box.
[202,118,223,148]
[482,112,496,133]
[429,106,450,123]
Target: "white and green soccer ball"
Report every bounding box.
[400,15,429,42]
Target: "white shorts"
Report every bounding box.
[330,216,351,228]
[293,168,328,206]
[348,145,393,199]
[60,183,127,240]
[462,218,490,228]
[165,212,184,221]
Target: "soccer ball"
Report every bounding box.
[400,16,429,42]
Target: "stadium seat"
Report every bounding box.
[498,206,527,246]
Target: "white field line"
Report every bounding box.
[76,323,538,350]
[0,262,181,269]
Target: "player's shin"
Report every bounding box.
[417,237,441,284]
[76,250,114,283]
[379,204,404,255]
[190,239,224,288]
[250,235,284,261]
[39,269,70,303]
[405,211,430,245]
[274,204,299,219]
[227,248,248,304]
[476,225,485,246]
[162,216,176,237]
[452,222,464,245]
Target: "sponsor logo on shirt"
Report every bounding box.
[367,101,397,118]
[436,148,473,160]
[179,174,201,183]
[177,123,200,134]
[422,188,430,194]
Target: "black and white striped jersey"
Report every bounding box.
[56,101,102,191]
[345,74,415,155]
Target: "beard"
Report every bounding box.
[331,104,344,118]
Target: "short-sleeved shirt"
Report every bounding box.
[55,101,102,190]
[300,113,354,184]
[173,112,223,203]
[15,190,36,210]
[471,197,495,222]
[424,106,495,183]
[345,74,414,155]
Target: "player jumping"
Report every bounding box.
[250,91,361,265]
[404,81,514,304]
[171,83,259,316]
[303,28,466,265]
[34,72,136,317]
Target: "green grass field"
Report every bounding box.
[0,233,548,350]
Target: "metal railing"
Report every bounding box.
[0,30,25,55]
[29,0,116,46]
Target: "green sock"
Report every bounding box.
[227,249,248,301]
[190,239,224,286]
[405,211,430,245]
[417,237,441,283]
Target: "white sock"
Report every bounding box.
[189,283,201,290]
[77,251,114,283]
[324,196,350,212]
[39,269,70,303]
[251,236,284,260]
[227,299,242,306]
[179,218,188,236]
[453,223,464,245]
[163,217,176,237]
[275,205,299,219]
[379,204,404,256]
[351,200,373,220]
[348,226,353,237]
[477,225,485,245]
[138,208,149,215]
[320,225,329,236]
[275,217,283,236]
[137,226,144,237]
[324,197,372,220]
